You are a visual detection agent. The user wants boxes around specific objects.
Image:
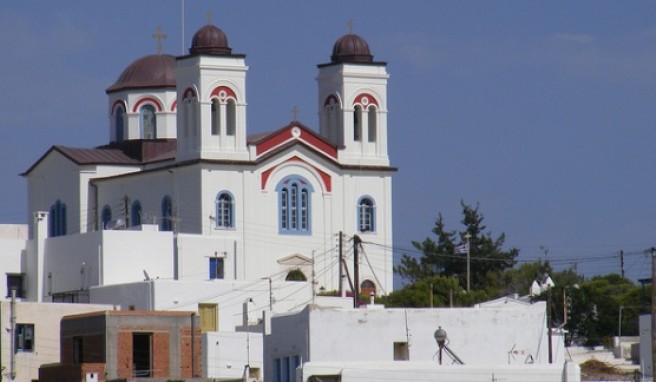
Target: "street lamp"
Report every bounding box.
[434,327,447,365]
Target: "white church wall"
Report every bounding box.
[26,152,81,238]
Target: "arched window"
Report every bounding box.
[215,192,234,228]
[285,269,307,281]
[277,176,313,234]
[48,200,67,237]
[131,200,142,227]
[101,205,112,230]
[361,279,377,296]
[115,106,125,143]
[368,106,377,142]
[211,99,221,136]
[139,104,157,139]
[353,105,362,141]
[161,196,172,231]
[226,99,236,136]
[358,197,375,232]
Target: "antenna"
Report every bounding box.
[143,270,151,281]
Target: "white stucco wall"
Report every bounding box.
[299,361,580,382]
[202,331,263,380]
[265,303,566,382]
[0,225,27,299]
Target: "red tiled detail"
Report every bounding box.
[260,156,332,192]
[112,100,126,114]
[210,86,237,100]
[353,93,379,107]
[132,97,163,112]
[299,129,338,158]
[261,167,274,190]
[256,126,337,159]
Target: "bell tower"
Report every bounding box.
[175,23,249,162]
[317,32,389,167]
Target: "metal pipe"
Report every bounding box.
[10,289,16,379]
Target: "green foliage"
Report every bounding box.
[395,201,518,290]
[564,274,641,346]
[390,200,646,346]
[380,275,491,308]
[285,268,307,281]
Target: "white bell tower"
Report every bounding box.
[317,33,389,167]
[175,23,249,162]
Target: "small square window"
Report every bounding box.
[16,324,34,352]
[209,258,224,280]
[6,274,24,298]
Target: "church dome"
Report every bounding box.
[106,54,176,93]
[190,24,232,55]
[331,34,373,64]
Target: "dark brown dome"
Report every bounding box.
[106,54,176,93]
[331,34,373,64]
[190,24,232,55]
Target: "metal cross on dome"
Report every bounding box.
[348,20,355,34]
[152,26,167,55]
[205,10,213,25]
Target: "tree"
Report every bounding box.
[379,275,491,308]
[396,201,518,290]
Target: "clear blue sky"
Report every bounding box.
[1,1,655,286]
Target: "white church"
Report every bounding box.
[19,22,395,305]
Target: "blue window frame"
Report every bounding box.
[101,205,112,230]
[49,200,67,237]
[215,192,234,228]
[161,196,172,231]
[358,196,375,233]
[131,200,142,227]
[209,257,224,279]
[277,176,313,235]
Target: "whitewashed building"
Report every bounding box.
[264,301,579,382]
[20,24,394,304]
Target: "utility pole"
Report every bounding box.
[353,235,361,308]
[651,247,656,378]
[465,232,471,292]
[338,231,343,296]
[547,286,553,364]
[620,250,625,278]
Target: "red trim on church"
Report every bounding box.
[210,86,237,100]
[255,125,337,159]
[353,93,379,107]
[260,156,332,192]
[171,100,177,111]
[132,97,163,112]
[111,100,127,114]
